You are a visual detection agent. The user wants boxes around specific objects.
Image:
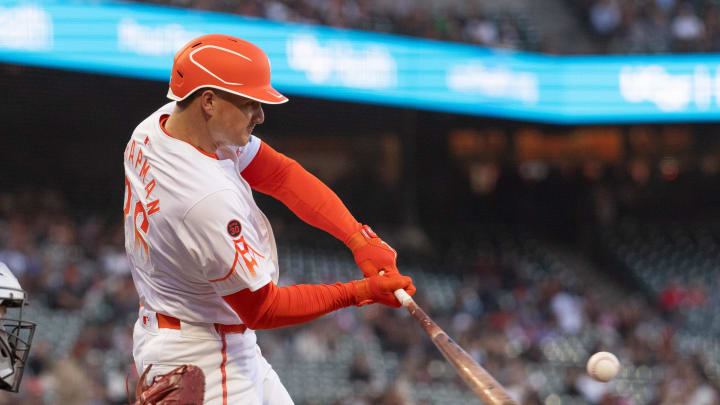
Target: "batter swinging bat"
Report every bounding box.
[390,282,518,405]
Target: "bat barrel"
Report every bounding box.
[399,294,518,405]
[431,331,518,405]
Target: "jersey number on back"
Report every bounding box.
[124,176,151,266]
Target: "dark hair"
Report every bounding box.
[176,88,207,109]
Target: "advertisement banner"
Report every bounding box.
[1,1,720,124]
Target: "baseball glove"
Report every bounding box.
[134,364,206,405]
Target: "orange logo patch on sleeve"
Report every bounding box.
[209,235,266,283]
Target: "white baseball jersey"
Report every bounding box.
[123,101,278,325]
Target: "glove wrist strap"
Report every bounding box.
[344,225,377,251]
[348,280,373,306]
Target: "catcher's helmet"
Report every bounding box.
[167,34,288,104]
[0,262,36,392]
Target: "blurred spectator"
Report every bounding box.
[590,0,622,36]
[551,290,584,334]
[671,2,705,50]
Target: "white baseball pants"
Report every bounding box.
[133,307,293,405]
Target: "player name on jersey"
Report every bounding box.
[125,137,160,216]
[124,136,160,259]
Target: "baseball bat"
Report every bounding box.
[391,286,518,405]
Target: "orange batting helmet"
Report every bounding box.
[167,34,288,104]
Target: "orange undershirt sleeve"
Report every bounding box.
[222,281,357,330]
[241,142,362,242]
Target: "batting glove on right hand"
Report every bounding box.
[345,225,399,277]
[350,273,416,308]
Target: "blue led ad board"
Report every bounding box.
[1,0,720,124]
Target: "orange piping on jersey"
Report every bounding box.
[241,142,362,242]
[210,252,239,283]
[220,331,228,405]
[159,115,219,160]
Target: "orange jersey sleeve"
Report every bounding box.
[222,281,356,330]
[240,142,362,242]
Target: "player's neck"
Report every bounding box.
[164,109,217,155]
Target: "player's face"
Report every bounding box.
[210,92,264,147]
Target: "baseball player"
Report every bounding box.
[123,34,416,405]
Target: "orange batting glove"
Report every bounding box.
[345,225,399,277]
[350,273,416,308]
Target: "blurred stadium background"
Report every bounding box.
[2,0,720,404]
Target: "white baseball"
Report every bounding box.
[586,351,620,382]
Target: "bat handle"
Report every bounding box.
[378,270,414,307]
[393,288,413,307]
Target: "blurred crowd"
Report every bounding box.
[0,190,718,404]
[135,0,720,53]
[569,0,720,53]
[137,0,536,50]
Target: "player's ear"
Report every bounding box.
[199,89,218,116]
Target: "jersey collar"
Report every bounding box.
[159,114,219,160]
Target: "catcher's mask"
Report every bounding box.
[0,262,36,392]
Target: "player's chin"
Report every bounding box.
[226,128,248,144]
[236,132,251,147]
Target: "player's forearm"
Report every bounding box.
[222,281,357,330]
[241,142,361,241]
